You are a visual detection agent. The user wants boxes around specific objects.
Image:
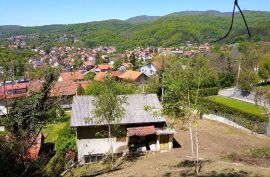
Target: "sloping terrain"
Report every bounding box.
[94,119,270,177]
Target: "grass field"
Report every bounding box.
[208,96,266,117]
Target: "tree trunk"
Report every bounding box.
[108,124,114,170]
[195,125,199,174]
[189,121,195,159]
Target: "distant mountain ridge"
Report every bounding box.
[0,10,270,49]
[126,15,161,24]
[125,10,270,24]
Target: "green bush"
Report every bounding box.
[201,97,268,132]
[46,122,76,177]
[198,87,219,97]
[84,78,137,96]
[84,72,96,81]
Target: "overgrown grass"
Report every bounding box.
[251,147,270,158]
[208,96,266,118]
[42,122,67,143]
[42,112,71,143]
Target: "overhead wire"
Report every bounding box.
[211,0,251,43]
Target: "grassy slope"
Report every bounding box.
[208,96,266,117]
[42,112,71,143]
[42,122,67,143]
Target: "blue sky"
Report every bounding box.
[0,0,269,26]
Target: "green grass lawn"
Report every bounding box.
[208,96,266,117]
[258,85,270,89]
[42,112,71,143]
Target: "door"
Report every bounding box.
[160,135,169,149]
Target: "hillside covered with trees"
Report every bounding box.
[0,11,270,50]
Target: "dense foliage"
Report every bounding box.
[0,68,58,177]
[203,96,268,132]
[84,78,137,95]
[0,48,38,80]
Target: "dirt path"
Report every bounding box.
[99,119,270,177]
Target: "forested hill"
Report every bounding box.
[0,10,270,50]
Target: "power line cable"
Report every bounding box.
[212,0,251,43]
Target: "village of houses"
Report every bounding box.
[1,42,270,176]
[0,43,210,160]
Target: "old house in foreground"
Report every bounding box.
[70,94,175,164]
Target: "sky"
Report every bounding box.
[0,0,269,26]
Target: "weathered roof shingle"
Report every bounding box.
[70,94,166,127]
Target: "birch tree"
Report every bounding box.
[163,55,214,173]
[91,77,127,169]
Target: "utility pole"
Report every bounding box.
[3,80,8,115]
[161,58,165,102]
[233,43,240,96]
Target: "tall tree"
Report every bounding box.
[1,68,59,176]
[163,55,212,173]
[91,77,127,169]
[258,56,270,82]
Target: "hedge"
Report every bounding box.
[201,97,268,132]
[199,87,220,97]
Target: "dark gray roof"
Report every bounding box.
[70,94,166,127]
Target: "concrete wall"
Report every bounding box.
[267,119,270,136]
[77,138,127,164]
[203,114,252,133]
[168,134,173,149]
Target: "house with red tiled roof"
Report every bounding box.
[93,71,122,81]
[96,64,113,72]
[0,81,29,114]
[29,80,90,109]
[82,61,95,71]
[0,82,29,100]
[118,70,148,86]
[58,71,84,82]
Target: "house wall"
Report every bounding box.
[76,123,172,164]
[156,134,174,151]
[77,126,108,139]
[77,138,127,164]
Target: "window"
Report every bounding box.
[84,155,104,163]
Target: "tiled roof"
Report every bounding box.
[70,94,166,127]
[118,70,145,81]
[50,81,78,97]
[83,61,95,66]
[97,64,113,70]
[94,72,110,81]
[29,80,78,97]
[60,71,83,82]
[93,71,122,81]
[127,126,156,137]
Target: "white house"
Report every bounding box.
[139,64,157,77]
[70,94,175,164]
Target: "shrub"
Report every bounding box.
[46,122,76,177]
[84,72,96,81]
[201,97,268,132]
